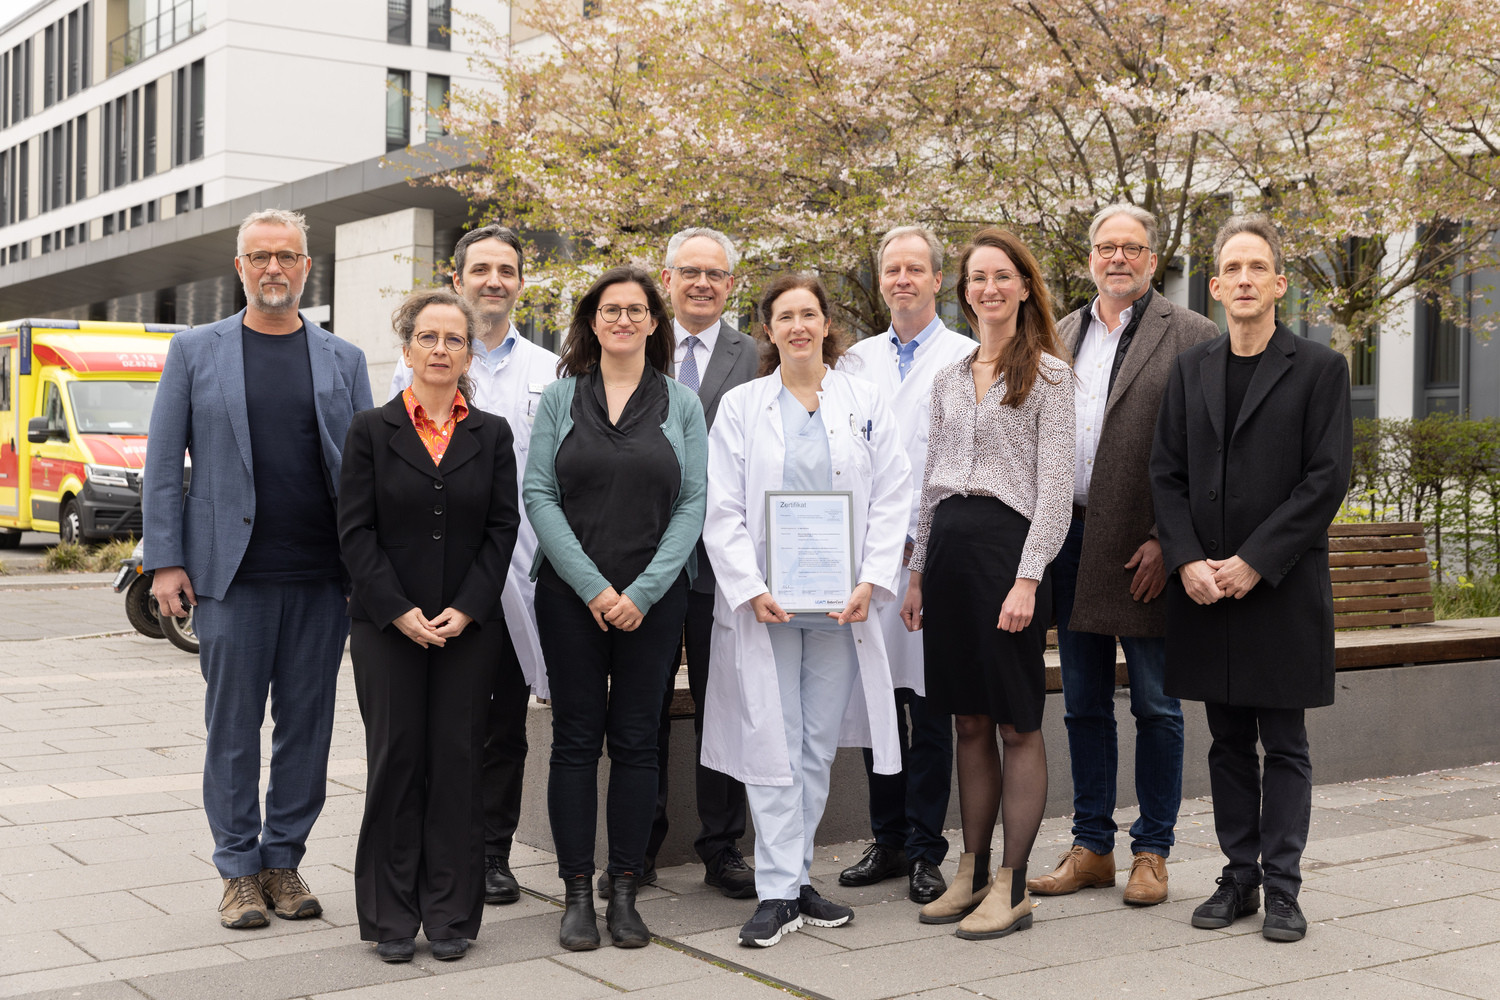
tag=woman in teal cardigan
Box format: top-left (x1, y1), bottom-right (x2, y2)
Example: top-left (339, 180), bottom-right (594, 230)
top-left (523, 265), bottom-right (707, 952)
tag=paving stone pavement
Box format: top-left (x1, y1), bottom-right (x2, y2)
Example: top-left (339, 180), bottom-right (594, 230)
top-left (2, 582), bottom-right (1500, 998)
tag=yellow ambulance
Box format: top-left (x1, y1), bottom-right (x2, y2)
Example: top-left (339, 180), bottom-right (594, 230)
top-left (0, 319), bottom-right (186, 548)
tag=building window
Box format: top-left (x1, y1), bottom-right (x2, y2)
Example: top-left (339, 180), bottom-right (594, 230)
top-left (67, 8), bottom-right (81, 95)
top-left (75, 115), bottom-right (87, 197)
top-left (388, 0), bottom-right (412, 44)
top-left (425, 74), bottom-right (448, 138)
top-left (387, 69), bottom-right (411, 152)
top-left (144, 80), bottom-right (158, 176)
top-left (173, 59), bottom-right (205, 166)
top-left (427, 0), bottom-right (451, 49)
top-left (17, 140), bottom-right (27, 220)
top-left (44, 24), bottom-right (57, 107)
top-left (0, 149), bottom-right (9, 226)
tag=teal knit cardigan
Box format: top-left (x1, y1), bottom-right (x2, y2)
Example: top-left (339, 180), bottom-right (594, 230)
top-left (522, 371), bottom-right (708, 616)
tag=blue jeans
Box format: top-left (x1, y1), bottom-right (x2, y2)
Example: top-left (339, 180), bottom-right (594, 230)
top-left (1054, 517), bottom-right (1183, 857)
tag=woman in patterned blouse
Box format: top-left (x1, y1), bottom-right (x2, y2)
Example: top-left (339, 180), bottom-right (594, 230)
top-left (900, 228), bottom-right (1075, 940)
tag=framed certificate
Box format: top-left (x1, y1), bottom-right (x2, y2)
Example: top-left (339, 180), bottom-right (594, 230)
top-left (765, 491), bottom-right (856, 614)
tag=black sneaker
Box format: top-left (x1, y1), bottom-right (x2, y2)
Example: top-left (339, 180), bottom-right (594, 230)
top-left (798, 884), bottom-right (852, 927)
top-left (706, 845), bottom-right (757, 899)
top-left (484, 855), bottom-right (520, 905)
top-left (739, 898), bottom-right (802, 947)
top-left (1262, 886), bottom-right (1308, 942)
top-left (1191, 876), bottom-right (1261, 929)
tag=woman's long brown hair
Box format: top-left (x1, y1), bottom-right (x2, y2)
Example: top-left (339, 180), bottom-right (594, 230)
top-left (956, 227), bottom-right (1070, 408)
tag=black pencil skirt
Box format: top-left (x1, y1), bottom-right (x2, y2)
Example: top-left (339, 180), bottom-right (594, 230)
top-left (920, 494), bottom-right (1051, 731)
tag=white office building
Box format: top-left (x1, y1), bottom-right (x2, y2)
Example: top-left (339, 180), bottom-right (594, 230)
top-left (0, 0), bottom-right (507, 394)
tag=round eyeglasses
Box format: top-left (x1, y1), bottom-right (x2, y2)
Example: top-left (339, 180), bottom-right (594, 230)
top-left (239, 251), bottom-right (308, 270)
top-left (598, 304), bottom-right (650, 322)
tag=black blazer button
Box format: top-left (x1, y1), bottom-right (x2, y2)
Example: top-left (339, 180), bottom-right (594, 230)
top-left (433, 480), bottom-right (444, 490)
top-left (433, 506), bottom-right (444, 516)
top-left (432, 530), bottom-right (443, 540)
top-left (1207, 540), bottom-right (1218, 551)
top-left (1208, 490), bottom-right (1217, 500)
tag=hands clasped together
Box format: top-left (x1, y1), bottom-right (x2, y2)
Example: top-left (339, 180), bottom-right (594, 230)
top-left (393, 606), bottom-right (475, 647)
top-left (1178, 555), bottom-right (1262, 605)
top-left (587, 586), bottom-right (645, 632)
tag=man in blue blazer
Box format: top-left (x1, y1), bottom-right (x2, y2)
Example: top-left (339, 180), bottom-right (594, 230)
top-left (143, 209), bottom-right (374, 930)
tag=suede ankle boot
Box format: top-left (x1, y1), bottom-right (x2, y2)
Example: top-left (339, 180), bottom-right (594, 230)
top-left (606, 874), bottom-right (651, 948)
top-left (559, 875), bottom-right (600, 951)
top-left (955, 864), bottom-right (1033, 940)
top-left (918, 851), bottom-right (992, 925)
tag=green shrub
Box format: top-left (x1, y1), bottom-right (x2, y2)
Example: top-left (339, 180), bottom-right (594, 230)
top-left (1433, 575), bottom-right (1500, 620)
top-left (43, 541), bottom-right (92, 571)
top-left (89, 536), bottom-right (137, 572)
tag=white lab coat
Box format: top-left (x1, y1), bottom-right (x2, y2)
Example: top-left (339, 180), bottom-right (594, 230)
top-left (700, 368), bottom-right (912, 786)
top-left (389, 333), bottom-right (560, 697)
top-left (841, 324), bottom-right (975, 693)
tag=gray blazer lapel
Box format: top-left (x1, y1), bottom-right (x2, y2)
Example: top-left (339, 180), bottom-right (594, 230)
top-left (305, 320), bottom-right (340, 467)
top-left (696, 325), bottom-right (745, 410)
top-left (211, 315), bottom-right (254, 477)
top-left (1106, 295), bottom-right (1170, 416)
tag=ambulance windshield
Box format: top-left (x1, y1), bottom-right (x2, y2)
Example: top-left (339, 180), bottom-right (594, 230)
top-left (67, 381), bottom-right (158, 435)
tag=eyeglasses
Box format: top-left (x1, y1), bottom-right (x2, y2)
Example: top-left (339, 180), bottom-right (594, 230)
top-left (598, 304), bottom-right (650, 322)
top-left (967, 271), bottom-right (1022, 289)
top-left (1093, 243), bottom-right (1149, 260)
top-left (671, 266), bottom-right (732, 285)
top-left (413, 332), bottom-right (469, 351)
top-left (239, 250), bottom-right (307, 270)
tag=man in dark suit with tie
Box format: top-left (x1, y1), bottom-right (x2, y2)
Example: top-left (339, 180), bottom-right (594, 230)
top-left (144, 209), bottom-right (374, 930)
top-left (1151, 214), bottom-right (1352, 943)
top-left (600, 227), bottom-right (760, 899)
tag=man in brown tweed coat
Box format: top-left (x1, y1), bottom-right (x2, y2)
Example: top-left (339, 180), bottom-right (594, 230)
top-left (1027, 204), bottom-right (1218, 907)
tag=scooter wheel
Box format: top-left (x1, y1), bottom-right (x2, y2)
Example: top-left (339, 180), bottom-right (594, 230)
top-left (126, 575), bottom-right (166, 639)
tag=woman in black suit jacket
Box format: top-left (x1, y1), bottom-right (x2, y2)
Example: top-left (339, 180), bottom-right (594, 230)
top-left (339, 288), bottom-right (519, 963)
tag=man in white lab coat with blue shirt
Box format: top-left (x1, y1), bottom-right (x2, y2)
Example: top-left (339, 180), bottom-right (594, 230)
top-left (388, 225), bottom-right (558, 907)
top-left (837, 226), bottom-right (974, 904)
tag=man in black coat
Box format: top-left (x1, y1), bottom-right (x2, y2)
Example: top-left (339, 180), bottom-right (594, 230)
top-left (1150, 214), bottom-right (1352, 943)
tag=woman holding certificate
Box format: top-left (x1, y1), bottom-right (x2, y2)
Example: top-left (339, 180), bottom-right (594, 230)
top-left (523, 265), bottom-right (707, 952)
top-left (901, 228), bottom-right (1074, 940)
top-left (701, 272), bottom-right (912, 948)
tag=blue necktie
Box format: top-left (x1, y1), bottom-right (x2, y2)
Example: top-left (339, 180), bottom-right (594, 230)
top-left (680, 335), bottom-right (702, 393)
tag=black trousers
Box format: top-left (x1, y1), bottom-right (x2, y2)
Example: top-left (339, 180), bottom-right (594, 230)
top-left (538, 577), bottom-right (688, 878)
top-left (860, 686), bottom-right (952, 865)
top-left (647, 588), bottom-right (748, 867)
top-left (1203, 702), bottom-right (1312, 896)
top-left (483, 623), bottom-right (530, 859)
top-left (351, 619), bottom-right (494, 942)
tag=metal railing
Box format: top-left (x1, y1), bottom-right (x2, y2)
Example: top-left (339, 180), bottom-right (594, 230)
top-left (108, 0), bottom-right (206, 76)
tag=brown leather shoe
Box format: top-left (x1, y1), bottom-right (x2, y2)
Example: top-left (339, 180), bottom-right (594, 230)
top-left (218, 875), bottom-right (269, 929)
top-left (257, 867), bottom-right (322, 919)
top-left (1025, 845), bottom-right (1116, 896)
top-left (1123, 852), bottom-right (1168, 906)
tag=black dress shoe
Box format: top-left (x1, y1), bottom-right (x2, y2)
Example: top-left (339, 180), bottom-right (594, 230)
top-left (1191, 876), bottom-right (1261, 929)
top-left (485, 855), bottom-right (520, 905)
top-left (560, 876), bottom-right (600, 951)
top-left (838, 843), bottom-right (909, 887)
top-left (430, 937), bottom-right (470, 961)
top-left (705, 846), bottom-right (757, 899)
top-left (597, 861), bottom-right (656, 900)
top-left (908, 859), bottom-right (947, 904)
top-left (606, 874), bottom-right (651, 948)
top-left (376, 937), bottom-right (415, 963)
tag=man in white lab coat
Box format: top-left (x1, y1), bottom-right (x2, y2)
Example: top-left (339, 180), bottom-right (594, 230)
top-left (837, 226), bottom-right (974, 904)
top-left (388, 224), bottom-right (558, 906)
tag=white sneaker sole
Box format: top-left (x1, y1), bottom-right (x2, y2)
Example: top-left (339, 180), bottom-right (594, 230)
top-left (740, 914), bottom-right (803, 947)
top-left (801, 912), bottom-right (851, 928)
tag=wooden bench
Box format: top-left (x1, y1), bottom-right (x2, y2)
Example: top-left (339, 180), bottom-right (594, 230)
top-left (666, 521), bottom-right (1500, 713)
